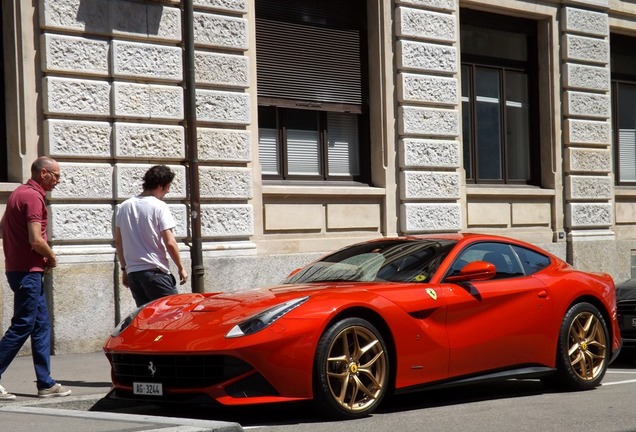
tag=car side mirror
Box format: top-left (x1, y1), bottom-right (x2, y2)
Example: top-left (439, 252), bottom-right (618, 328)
top-left (445, 261), bottom-right (496, 283)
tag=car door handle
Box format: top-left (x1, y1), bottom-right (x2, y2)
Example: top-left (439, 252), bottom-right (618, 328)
top-left (538, 290), bottom-right (548, 298)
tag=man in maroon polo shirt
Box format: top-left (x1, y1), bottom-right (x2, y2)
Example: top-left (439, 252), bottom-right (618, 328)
top-left (0, 156), bottom-right (71, 400)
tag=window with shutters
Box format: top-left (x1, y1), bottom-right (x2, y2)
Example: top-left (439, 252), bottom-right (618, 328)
top-left (460, 9), bottom-right (540, 185)
top-left (612, 33), bottom-right (636, 185)
top-left (255, 0), bottom-right (369, 182)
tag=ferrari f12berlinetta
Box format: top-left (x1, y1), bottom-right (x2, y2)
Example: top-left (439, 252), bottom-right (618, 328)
top-left (104, 234), bottom-right (622, 419)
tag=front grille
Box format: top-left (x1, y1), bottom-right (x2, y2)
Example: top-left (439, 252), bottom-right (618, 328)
top-left (109, 353), bottom-right (253, 388)
top-left (617, 301), bottom-right (636, 341)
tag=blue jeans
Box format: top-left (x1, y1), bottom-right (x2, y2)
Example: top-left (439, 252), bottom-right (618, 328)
top-left (127, 270), bottom-right (177, 307)
top-left (0, 272), bottom-right (55, 390)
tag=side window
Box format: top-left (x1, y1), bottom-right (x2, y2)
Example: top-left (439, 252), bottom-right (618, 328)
top-left (448, 242), bottom-right (524, 279)
top-left (511, 245), bottom-right (551, 275)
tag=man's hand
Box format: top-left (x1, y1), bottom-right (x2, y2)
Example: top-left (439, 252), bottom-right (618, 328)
top-left (178, 268), bottom-right (188, 285)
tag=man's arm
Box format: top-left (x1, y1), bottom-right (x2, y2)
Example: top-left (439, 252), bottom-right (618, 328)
top-left (28, 221), bottom-right (57, 268)
top-left (161, 228), bottom-right (188, 285)
top-left (115, 227), bottom-right (129, 287)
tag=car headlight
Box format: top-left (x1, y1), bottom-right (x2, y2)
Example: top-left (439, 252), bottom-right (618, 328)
top-left (226, 296), bottom-right (309, 338)
top-left (111, 305), bottom-right (144, 337)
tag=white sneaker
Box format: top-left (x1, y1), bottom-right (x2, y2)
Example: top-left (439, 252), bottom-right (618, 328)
top-left (0, 384), bottom-right (16, 400)
top-left (37, 383), bottom-right (71, 398)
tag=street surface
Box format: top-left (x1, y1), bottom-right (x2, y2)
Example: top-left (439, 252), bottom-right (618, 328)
top-left (2, 352), bottom-right (635, 432)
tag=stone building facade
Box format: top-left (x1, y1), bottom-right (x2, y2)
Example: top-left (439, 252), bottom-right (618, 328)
top-left (2, 0), bottom-right (636, 353)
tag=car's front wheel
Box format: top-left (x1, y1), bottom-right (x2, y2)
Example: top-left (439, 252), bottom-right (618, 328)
top-left (543, 302), bottom-right (609, 390)
top-left (313, 317), bottom-right (389, 419)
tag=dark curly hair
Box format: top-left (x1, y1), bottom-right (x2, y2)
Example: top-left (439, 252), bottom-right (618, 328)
top-left (142, 165), bottom-right (175, 191)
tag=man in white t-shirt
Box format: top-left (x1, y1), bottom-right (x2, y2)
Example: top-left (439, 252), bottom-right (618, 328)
top-left (115, 165), bottom-right (188, 306)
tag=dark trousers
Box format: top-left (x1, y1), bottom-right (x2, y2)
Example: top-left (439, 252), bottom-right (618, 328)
top-left (0, 272), bottom-right (56, 390)
top-left (127, 270), bottom-right (177, 307)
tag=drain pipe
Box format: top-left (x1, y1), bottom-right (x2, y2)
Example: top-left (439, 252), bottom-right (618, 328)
top-left (183, 0), bottom-right (204, 293)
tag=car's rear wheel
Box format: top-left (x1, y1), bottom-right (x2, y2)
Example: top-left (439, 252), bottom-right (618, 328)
top-left (313, 317), bottom-right (389, 419)
top-left (542, 302), bottom-right (609, 390)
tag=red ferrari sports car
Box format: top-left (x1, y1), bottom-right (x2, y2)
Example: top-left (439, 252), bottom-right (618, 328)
top-left (104, 233), bottom-right (622, 419)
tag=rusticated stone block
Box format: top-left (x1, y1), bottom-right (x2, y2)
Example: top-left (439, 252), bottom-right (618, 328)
top-left (194, 51), bottom-right (249, 87)
top-left (115, 163), bottom-right (186, 199)
top-left (113, 82), bottom-right (184, 120)
top-left (397, 40), bottom-right (457, 73)
top-left (395, 0), bottom-right (456, 12)
top-left (401, 203), bottom-right (462, 232)
top-left (563, 64), bottom-right (609, 92)
top-left (566, 175), bottom-right (612, 200)
top-left (199, 167), bottom-right (252, 199)
top-left (41, 34), bottom-right (109, 76)
top-left (562, 7), bottom-right (608, 37)
top-left (198, 128), bottom-right (251, 162)
top-left (114, 123), bottom-right (185, 159)
top-left (397, 7), bottom-right (456, 43)
top-left (40, 0), bottom-right (181, 42)
top-left (43, 77), bottom-right (110, 117)
top-left (567, 203), bottom-right (612, 228)
top-left (112, 41), bottom-right (182, 81)
top-left (565, 91), bottom-right (610, 119)
top-left (201, 204), bottom-right (254, 237)
top-left (52, 163), bottom-right (113, 199)
top-left (40, 0), bottom-right (111, 34)
top-left (400, 171), bottom-right (460, 200)
top-left (112, 3), bottom-right (181, 41)
top-left (400, 138), bottom-right (460, 168)
top-left (398, 73), bottom-right (458, 105)
top-left (50, 204), bottom-right (113, 240)
top-left (564, 119), bottom-right (610, 145)
top-left (44, 119), bottom-right (112, 157)
top-left (196, 90), bottom-right (250, 124)
top-left (193, 0), bottom-right (248, 13)
top-left (565, 148), bottom-right (611, 173)
top-left (562, 34), bottom-right (609, 65)
top-left (193, 12), bottom-right (248, 50)
top-left (399, 106), bottom-right (459, 136)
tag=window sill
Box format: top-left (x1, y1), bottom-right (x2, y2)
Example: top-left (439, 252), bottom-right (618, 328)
top-left (614, 187), bottom-right (636, 198)
top-left (262, 181), bottom-right (386, 196)
top-left (0, 182), bottom-right (21, 193)
top-left (466, 184), bottom-right (555, 198)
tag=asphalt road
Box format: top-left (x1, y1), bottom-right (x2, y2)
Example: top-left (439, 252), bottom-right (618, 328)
top-left (3, 353), bottom-right (636, 432)
top-left (93, 354), bottom-right (636, 431)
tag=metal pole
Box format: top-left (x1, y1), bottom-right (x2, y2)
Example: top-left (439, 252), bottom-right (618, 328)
top-left (183, 0), bottom-right (204, 293)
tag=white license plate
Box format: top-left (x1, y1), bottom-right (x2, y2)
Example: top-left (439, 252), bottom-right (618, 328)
top-left (133, 382), bottom-right (163, 396)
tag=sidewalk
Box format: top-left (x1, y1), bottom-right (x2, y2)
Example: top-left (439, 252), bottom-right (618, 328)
top-left (0, 351), bottom-right (243, 432)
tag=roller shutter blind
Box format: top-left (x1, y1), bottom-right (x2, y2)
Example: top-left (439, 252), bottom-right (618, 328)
top-left (255, 0), bottom-right (366, 108)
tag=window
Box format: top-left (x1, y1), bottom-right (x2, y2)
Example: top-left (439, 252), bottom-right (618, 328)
top-left (460, 9), bottom-right (540, 184)
top-left (446, 242), bottom-right (526, 279)
top-left (255, 0), bottom-right (369, 182)
top-left (611, 34), bottom-right (636, 185)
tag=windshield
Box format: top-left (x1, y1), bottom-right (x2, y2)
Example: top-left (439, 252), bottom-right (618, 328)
top-left (285, 239), bottom-right (457, 284)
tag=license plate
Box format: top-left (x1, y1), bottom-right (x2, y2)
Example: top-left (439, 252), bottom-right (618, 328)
top-left (133, 382), bottom-right (163, 396)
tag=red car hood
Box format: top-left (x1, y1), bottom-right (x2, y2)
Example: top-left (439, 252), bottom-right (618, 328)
top-left (130, 282), bottom-right (362, 332)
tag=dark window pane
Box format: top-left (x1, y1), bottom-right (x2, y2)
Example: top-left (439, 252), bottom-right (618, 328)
top-left (506, 71), bottom-right (531, 180)
top-left (476, 68), bottom-right (502, 180)
top-left (461, 65), bottom-right (473, 180)
top-left (512, 245), bottom-right (550, 275)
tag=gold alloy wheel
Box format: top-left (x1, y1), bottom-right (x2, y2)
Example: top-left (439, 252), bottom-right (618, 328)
top-left (567, 311), bottom-right (607, 381)
top-left (325, 325), bottom-right (387, 413)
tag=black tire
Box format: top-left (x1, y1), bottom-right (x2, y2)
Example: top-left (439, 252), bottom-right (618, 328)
top-left (313, 317), bottom-right (389, 419)
top-left (542, 302), bottom-right (609, 391)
